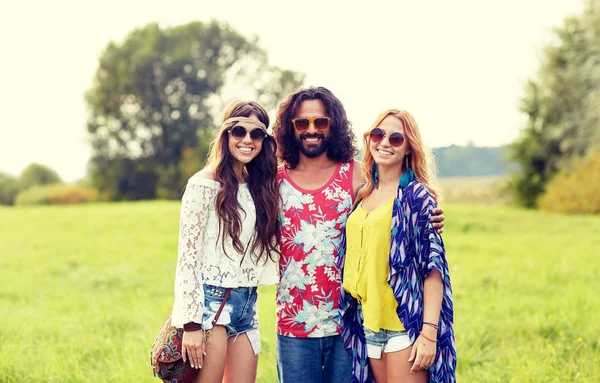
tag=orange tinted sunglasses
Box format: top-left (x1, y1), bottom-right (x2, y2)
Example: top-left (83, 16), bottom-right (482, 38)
top-left (291, 117), bottom-right (331, 131)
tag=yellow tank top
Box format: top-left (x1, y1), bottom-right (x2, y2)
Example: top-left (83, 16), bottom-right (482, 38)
top-left (342, 198), bottom-right (404, 332)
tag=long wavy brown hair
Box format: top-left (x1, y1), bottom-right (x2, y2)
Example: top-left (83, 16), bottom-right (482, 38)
top-left (273, 86), bottom-right (358, 168)
top-left (206, 100), bottom-right (280, 264)
top-left (357, 109), bottom-right (442, 202)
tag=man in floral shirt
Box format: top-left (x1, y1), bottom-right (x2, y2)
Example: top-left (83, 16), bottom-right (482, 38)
top-left (272, 87), bottom-right (445, 383)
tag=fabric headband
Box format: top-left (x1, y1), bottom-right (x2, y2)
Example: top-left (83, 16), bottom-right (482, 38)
top-left (222, 117), bottom-right (267, 131)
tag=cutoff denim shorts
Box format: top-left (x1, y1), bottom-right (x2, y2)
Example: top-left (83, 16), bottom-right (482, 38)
top-left (364, 327), bottom-right (412, 359)
top-left (202, 284), bottom-right (261, 355)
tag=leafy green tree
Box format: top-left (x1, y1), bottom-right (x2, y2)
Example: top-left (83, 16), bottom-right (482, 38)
top-left (86, 21), bottom-right (304, 200)
top-left (19, 163), bottom-right (62, 191)
top-left (510, 0), bottom-right (600, 207)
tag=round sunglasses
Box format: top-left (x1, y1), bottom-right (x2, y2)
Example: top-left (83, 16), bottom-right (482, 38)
top-left (291, 117), bottom-right (331, 131)
top-left (369, 127), bottom-right (405, 147)
top-left (228, 125), bottom-right (268, 142)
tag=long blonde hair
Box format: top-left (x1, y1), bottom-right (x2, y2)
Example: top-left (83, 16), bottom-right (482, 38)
top-left (357, 109), bottom-right (442, 202)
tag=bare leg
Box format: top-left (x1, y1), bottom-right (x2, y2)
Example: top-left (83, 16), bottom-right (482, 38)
top-left (369, 352), bottom-right (387, 383)
top-left (193, 326), bottom-right (228, 383)
top-left (385, 346), bottom-right (428, 383)
top-left (223, 332), bottom-right (259, 383)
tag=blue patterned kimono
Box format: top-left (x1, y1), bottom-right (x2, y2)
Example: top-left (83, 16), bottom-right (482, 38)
top-left (337, 180), bottom-right (456, 383)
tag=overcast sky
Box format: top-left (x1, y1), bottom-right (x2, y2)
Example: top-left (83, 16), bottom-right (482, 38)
top-left (0, 0), bottom-right (584, 181)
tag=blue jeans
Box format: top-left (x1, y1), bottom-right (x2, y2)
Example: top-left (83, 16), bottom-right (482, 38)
top-left (276, 334), bottom-right (352, 383)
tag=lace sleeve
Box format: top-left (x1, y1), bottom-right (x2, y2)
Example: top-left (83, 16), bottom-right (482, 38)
top-left (171, 179), bottom-right (216, 328)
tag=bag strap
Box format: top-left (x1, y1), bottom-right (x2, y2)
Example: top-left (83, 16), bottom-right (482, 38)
top-left (211, 288), bottom-right (232, 327)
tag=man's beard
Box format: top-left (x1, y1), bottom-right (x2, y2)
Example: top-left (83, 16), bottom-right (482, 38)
top-left (296, 132), bottom-right (329, 158)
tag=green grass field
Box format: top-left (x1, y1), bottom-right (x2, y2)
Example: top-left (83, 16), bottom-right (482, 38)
top-left (1, 202), bottom-right (599, 382)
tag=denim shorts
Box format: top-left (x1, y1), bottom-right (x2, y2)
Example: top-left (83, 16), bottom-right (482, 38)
top-left (202, 284), bottom-right (261, 354)
top-left (364, 328), bottom-right (412, 359)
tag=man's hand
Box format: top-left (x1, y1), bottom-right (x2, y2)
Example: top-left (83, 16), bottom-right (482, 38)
top-left (430, 207), bottom-right (445, 234)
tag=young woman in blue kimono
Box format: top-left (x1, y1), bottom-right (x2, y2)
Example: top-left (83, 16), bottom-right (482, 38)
top-left (338, 109), bottom-right (456, 383)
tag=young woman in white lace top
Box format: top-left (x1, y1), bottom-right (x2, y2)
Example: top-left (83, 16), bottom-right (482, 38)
top-left (171, 100), bottom-right (280, 383)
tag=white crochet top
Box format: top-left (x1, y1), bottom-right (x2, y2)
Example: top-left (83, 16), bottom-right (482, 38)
top-left (171, 172), bottom-right (279, 328)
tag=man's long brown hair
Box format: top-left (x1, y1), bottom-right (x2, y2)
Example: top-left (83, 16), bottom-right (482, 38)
top-left (207, 100), bottom-right (280, 264)
top-left (273, 86), bottom-right (358, 168)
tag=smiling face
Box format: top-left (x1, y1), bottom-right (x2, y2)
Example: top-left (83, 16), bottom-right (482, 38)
top-left (293, 99), bottom-right (330, 158)
top-left (369, 115), bottom-right (410, 169)
top-left (227, 114), bottom-right (265, 165)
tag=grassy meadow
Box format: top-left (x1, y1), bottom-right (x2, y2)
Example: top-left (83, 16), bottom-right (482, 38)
top-left (1, 200), bottom-right (599, 382)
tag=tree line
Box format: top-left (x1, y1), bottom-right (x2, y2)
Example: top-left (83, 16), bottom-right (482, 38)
top-left (433, 145), bottom-right (517, 178)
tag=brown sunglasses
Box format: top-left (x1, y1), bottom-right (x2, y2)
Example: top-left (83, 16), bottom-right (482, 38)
top-left (369, 127), bottom-right (405, 147)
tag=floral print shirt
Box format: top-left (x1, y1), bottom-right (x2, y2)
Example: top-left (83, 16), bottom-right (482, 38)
top-left (276, 161), bottom-right (355, 337)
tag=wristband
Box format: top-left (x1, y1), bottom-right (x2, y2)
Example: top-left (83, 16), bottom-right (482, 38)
top-left (420, 331), bottom-right (437, 343)
top-left (423, 321), bottom-right (439, 330)
top-left (183, 322), bottom-right (203, 331)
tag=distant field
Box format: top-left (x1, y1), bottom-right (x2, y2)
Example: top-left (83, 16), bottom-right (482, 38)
top-left (439, 176), bottom-right (513, 205)
top-left (0, 202), bottom-right (599, 382)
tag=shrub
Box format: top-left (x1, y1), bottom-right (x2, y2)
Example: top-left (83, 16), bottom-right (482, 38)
top-left (19, 163), bottom-right (62, 190)
top-left (0, 173), bottom-right (20, 205)
top-left (14, 184), bottom-right (98, 206)
top-left (539, 151), bottom-right (600, 214)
